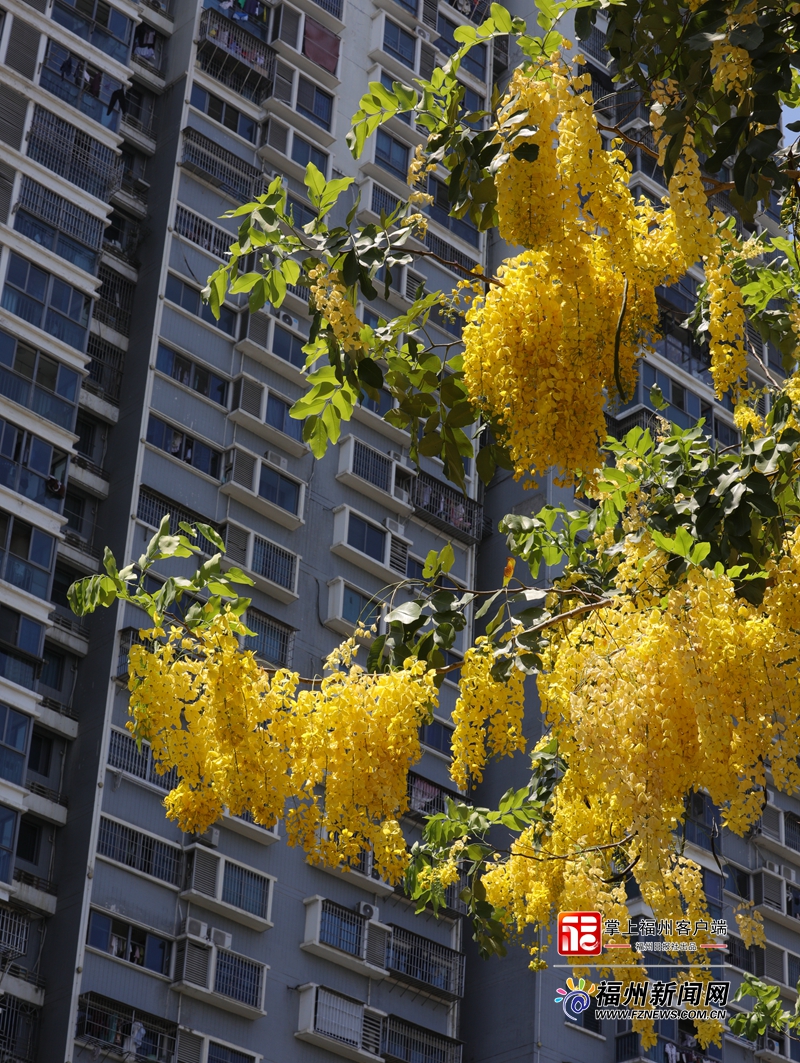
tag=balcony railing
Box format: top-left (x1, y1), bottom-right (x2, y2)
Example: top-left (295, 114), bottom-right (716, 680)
top-left (51, 610), bottom-right (89, 640)
top-left (108, 728), bottom-right (178, 791)
top-left (384, 1017), bottom-right (462, 1063)
top-left (27, 106), bottom-right (122, 202)
top-left (252, 534), bottom-right (297, 591)
top-left (307, 0), bottom-right (343, 17)
top-left (72, 455), bottom-right (110, 482)
top-left (136, 486), bottom-right (223, 555)
top-left (62, 530), bottom-right (101, 561)
top-left (0, 995), bottom-right (40, 1063)
top-left (411, 471), bottom-right (483, 544)
top-left (407, 772), bottom-right (461, 818)
top-left (197, 10), bottom-right (276, 102)
top-left (174, 204), bottom-right (234, 260)
top-left (581, 25), bottom-right (608, 63)
top-left (181, 128), bottom-right (265, 201)
top-left (387, 925), bottom-right (464, 998)
top-left (39, 696), bottom-right (78, 721)
top-left (86, 335), bottom-right (125, 405)
top-left (13, 868), bottom-right (57, 895)
top-left (76, 993), bottom-right (177, 1062)
top-left (94, 265), bottom-right (135, 337)
top-left (371, 183), bottom-right (402, 218)
top-left (26, 781), bottom-right (67, 807)
top-left (442, 0), bottom-right (490, 23)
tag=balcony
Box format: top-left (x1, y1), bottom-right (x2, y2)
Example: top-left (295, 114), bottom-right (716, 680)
top-left (411, 472), bottom-right (483, 545)
top-left (173, 938), bottom-right (267, 1017)
top-left (136, 486), bottom-right (223, 555)
top-left (48, 610), bottom-right (89, 656)
top-left (337, 437), bottom-right (414, 517)
top-left (0, 994), bottom-right (41, 1059)
top-left (25, 781), bottom-right (68, 826)
top-left (386, 925), bottom-right (464, 999)
top-left (221, 447), bottom-right (305, 530)
top-left (331, 507), bottom-right (409, 585)
top-left (0, 362), bottom-right (77, 433)
top-left (107, 727), bottom-right (178, 792)
top-left (223, 523), bottom-right (299, 603)
top-left (384, 1017), bottom-right (462, 1063)
top-left (76, 993), bottom-right (177, 1062)
top-left (197, 11), bottom-right (277, 103)
top-left (68, 455), bottom-right (110, 500)
top-left (221, 808), bottom-right (280, 844)
top-left (37, 696), bottom-right (79, 740)
top-left (296, 985), bottom-right (385, 1062)
top-left (301, 897), bottom-right (391, 978)
top-left (27, 106), bottom-right (121, 203)
top-left (58, 530), bottom-right (102, 574)
top-left (228, 375), bottom-right (308, 458)
top-left (12, 869), bottom-right (57, 915)
top-left (181, 128), bottom-right (265, 201)
top-left (406, 772), bottom-right (461, 819)
top-left (181, 845), bottom-right (273, 930)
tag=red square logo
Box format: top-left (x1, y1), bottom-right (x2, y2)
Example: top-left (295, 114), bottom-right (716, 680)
top-left (557, 911), bottom-right (602, 956)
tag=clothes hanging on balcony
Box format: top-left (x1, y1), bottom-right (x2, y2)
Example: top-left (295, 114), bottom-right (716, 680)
top-left (59, 55), bottom-right (73, 78)
top-left (107, 88), bottom-right (128, 115)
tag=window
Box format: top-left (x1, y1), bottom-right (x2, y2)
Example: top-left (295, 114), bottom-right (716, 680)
top-left (75, 416), bottom-right (97, 461)
top-left (296, 75), bottom-right (333, 130)
top-left (0, 706), bottom-right (28, 787)
top-left (3, 254), bottom-right (91, 352)
top-left (671, 380), bottom-right (686, 411)
top-left (0, 329), bottom-right (79, 431)
top-left (0, 606), bottom-right (43, 658)
top-left (164, 274), bottom-right (237, 336)
top-left (320, 899), bottom-right (363, 955)
top-left (383, 19), bottom-right (416, 68)
top-left (420, 718), bottom-right (453, 755)
top-left (146, 416), bottom-right (222, 479)
top-left (245, 609), bottom-right (293, 666)
top-left (258, 464), bottom-right (300, 513)
top-left (347, 514), bottom-right (385, 562)
top-left (437, 14), bottom-right (486, 79)
top-left (87, 910), bottom-right (172, 974)
top-left (290, 133), bottom-right (328, 175)
top-left (40, 41), bottom-right (123, 132)
top-left (376, 130), bottom-right (409, 180)
top-left (724, 865), bottom-right (750, 899)
top-left (14, 210), bottom-right (98, 274)
top-left (684, 791), bottom-right (718, 850)
top-left (39, 648), bottom-right (65, 692)
top-left (380, 71), bottom-right (411, 123)
top-left (0, 511), bottom-right (55, 600)
top-left (342, 586), bottom-right (380, 627)
top-left (429, 176), bottom-right (480, 246)
top-left (97, 817), bottom-right (182, 886)
top-left (359, 387), bottom-right (393, 417)
top-left (28, 734), bottom-right (52, 778)
top-left (728, 935), bottom-right (760, 974)
top-left (287, 195), bottom-right (317, 228)
top-left (266, 393), bottom-right (303, 441)
top-left (16, 820), bottom-right (39, 865)
top-left (190, 85), bottom-right (258, 144)
top-left (0, 807), bottom-right (16, 882)
top-left (156, 345), bottom-right (227, 406)
top-left (569, 999), bottom-right (602, 1034)
top-left (271, 323), bottom-right (306, 368)
top-left (0, 417), bottom-right (69, 513)
top-left (221, 862), bottom-right (270, 919)
top-left (214, 951), bottom-right (263, 1008)
top-left (461, 83), bottom-right (484, 126)
top-left (208, 1044), bottom-right (256, 1063)
top-left (51, 0), bottom-right (132, 61)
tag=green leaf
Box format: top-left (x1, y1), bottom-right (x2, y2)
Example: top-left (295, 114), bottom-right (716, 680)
top-left (386, 601), bottom-right (423, 624)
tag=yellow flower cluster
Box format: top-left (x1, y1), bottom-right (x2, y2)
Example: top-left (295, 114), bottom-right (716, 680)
top-left (464, 60), bottom-right (752, 484)
top-left (309, 263), bottom-right (367, 354)
top-left (127, 613), bottom-right (438, 882)
top-left (711, 1), bottom-right (757, 99)
top-left (450, 637), bottom-right (526, 789)
top-left (705, 251), bottom-right (749, 396)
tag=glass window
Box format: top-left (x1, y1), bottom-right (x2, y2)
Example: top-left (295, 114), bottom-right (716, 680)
top-left (287, 196), bottom-right (317, 228)
top-left (146, 415), bottom-right (221, 478)
top-left (222, 862), bottom-right (270, 919)
top-left (14, 210), bottom-right (97, 273)
top-left (724, 865), bottom-right (750, 899)
top-left (347, 514), bottom-right (385, 561)
top-left (0, 806), bottom-right (16, 881)
top-left (86, 910), bottom-right (171, 974)
top-left (258, 465), bottom-right (300, 513)
top-left (39, 648), bottom-right (65, 692)
top-left (437, 14), bottom-right (486, 79)
top-left (16, 819), bottom-right (38, 865)
top-left (165, 275), bottom-right (237, 336)
top-left (271, 323), bottom-right (306, 367)
top-left (376, 130), bottom-right (409, 179)
top-left (245, 609), bottom-right (292, 666)
top-left (342, 586), bottom-right (380, 626)
top-left (40, 40), bottom-right (124, 132)
top-left (28, 733), bottom-right (52, 777)
top-left (383, 19), bottom-right (416, 67)
top-left (420, 719), bottom-right (453, 755)
top-left (191, 85), bottom-right (257, 144)
top-left (208, 1043), bottom-right (256, 1063)
top-left (380, 71), bottom-right (411, 123)
top-left (266, 393), bottom-right (303, 440)
top-left (0, 705), bottom-right (28, 786)
top-left (156, 344), bottom-right (227, 405)
top-left (291, 133), bottom-right (328, 175)
top-left (296, 76), bottom-right (333, 130)
top-left (51, 0), bottom-right (132, 62)
top-left (2, 254), bottom-right (90, 352)
top-left (0, 512), bottom-right (54, 600)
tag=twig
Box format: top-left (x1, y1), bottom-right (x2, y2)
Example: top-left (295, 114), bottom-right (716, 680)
top-left (595, 122), bottom-right (735, 196)
top-left (409, 247), bottom-right (504, 287)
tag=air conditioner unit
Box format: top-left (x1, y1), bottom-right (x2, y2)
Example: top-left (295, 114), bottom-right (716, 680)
top-left (766, 861), bottom-right (780, 874)
top-left (266, 450), bottom-right (288, 471)
top-left (196, 826), bottom-right (220, 848)
top-left (394, 488), bottom-right (409, 506)
top-left (767, 1039), bottom-right (782, 1054)
top-left (415, 25), bottom-right (431, 39)
top-left (208, 927), bottom-right (233, 950)
top-left (185, 918), bottom-right (208, 940)
top-left (389, 450), bottom-right (404, 463)
top-left (357, 901), bottom-right (378, 921)
top-left (784, 866), bottom-right (796, 882)
top-left (279, 310), bottom-right (299, 330)
top-left (385, 518), bottom-right (404, 536)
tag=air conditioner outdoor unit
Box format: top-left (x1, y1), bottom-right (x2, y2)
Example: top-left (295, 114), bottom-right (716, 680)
top-left (767, 1039), bottom-right (782, 1054)
top-left (766, 861), bottom-right (780, 874)
top-left (279, 311), bottom-right (299, 330)
top-left (266, 450), bottom-right (288, 471)
top-left (209, 927), bottom-right (233, 950)
top-left (784, 867), bottom-right (796, 882)
top-left (415, 25), bottom-right (431, 39)
top-left (185, 918), bottom-right (208, 940)
top-left (357, 902), bottom-right (378, 921)
top-left (197, 826), bottom-right (220, 848)
top-left (394, 488), bottom-right (409, 506)
top-left (389, 450), bottom-right (404, 463)
top-left (385, 518), bottom-right (404, 535)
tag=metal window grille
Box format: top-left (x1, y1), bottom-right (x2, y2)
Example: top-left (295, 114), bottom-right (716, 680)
top-left (407, 772), bottom-right (460, 818)
top-left (727, 935), bottom-right (761, 974)
top-left (97, 817), bottom-right (182, 886)
top-left (27, 106), bottom-right (121, 201)
top-left (181, 128), bottom-right (264, 201)
top-left (208, 1042), bottom-right (256, 1063)
top-left (86, 335), bottom-right (125, 403)
top-left (0, 908), bottom-right (29, 956)
top-left (383, 1016), bottom-right (463, 1063)
top-left (352, 439), bottom-right (392, 493)
top-left (582, 25), bottom-right (608, 62)
top-left (221, 862), bottom-right (270, 919)
top-left (786, 815), bottom-right (800, 852)
top-left (108, 728), bottom-right (179, 791)
top-left (423, 232), bottom-right (475, 276)
top-left (245, 609), bottom-right (293, 667)
top-left (0, 995), bottom-right (40, 1063)
top-left (387, 925), bottom-right (465, 998)
top-left (411, 471), bottom-right (483, 545)
top-left (214, 950), bottom-right (263, 1008)
top-left (442, 0), bottom-right (490, 23)
top-left (18, 177), bottom-right (104, 249)
top-left (95, 266), bottom-right (135, 337)
top-left (198, 10), bottom-right (277, 80)
top-left (174, 204), bottom-right (235, 261)
top-left (371, 183), bottom-right (401, 217)
top-left (137, 486), bottom-right (222, 555)
top-left (305, 0), bottom-right (342, 17)
top-left (320, 900), bottom-right (364, 957)
top-left (76, 992), bottom-right (177, 1060)
top-left (252, 535), bottom-right (297, 591)
top-left (314, 988), bottom-right (363, 1046)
